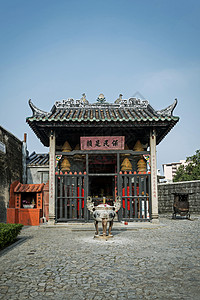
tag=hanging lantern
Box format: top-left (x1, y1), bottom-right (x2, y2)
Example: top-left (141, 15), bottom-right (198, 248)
top-left (133, 140), bottom-right (144, 151)
top-left (61, 157), bottom-right (71, 171)
top-left (137, 158), bottom-right (147, 172)
top-left (121, 158), bottom-right (132, 171)
top-left (122, 144), bottom-right (130, 156)
top-left (74, 144), bottom-right (82, 161)
top-left (62, 141), bottom-right (72, 152)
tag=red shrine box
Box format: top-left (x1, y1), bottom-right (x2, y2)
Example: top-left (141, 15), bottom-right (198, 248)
top-left (7, 208), bottom-right (19, 224)
top-left (18, 208), bottom-right (41, 226)
top-left (7, 181), bottom-right (45, 226)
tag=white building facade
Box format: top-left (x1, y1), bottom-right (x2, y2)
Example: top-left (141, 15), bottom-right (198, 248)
top-left (163, 160), bottom-right (186, 182)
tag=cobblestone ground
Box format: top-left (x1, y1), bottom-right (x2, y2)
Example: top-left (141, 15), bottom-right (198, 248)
top-left (0, 216), bottom-right (199, 300)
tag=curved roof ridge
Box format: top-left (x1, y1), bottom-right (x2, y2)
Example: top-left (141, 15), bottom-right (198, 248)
top-left (156, 99), bottom-right (178, 116)
top-left (29, 99), bottom-right (49, 117)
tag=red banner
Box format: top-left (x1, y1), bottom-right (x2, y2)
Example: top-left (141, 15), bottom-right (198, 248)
top-left (80, 136), bottom-right (125, 150)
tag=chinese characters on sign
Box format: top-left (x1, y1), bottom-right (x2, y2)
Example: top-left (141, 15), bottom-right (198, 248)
top-left (151, 152), bottom-right (157, 200)
top-left (49, 153), bottom-right (54, 200)
top-left (80, 136), bottom-right (125, 150)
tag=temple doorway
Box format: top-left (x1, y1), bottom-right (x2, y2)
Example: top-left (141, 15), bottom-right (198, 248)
top-left (89, 176), bottom-right (115, 206)
top-left (88, 154), bottom-right (116, 206)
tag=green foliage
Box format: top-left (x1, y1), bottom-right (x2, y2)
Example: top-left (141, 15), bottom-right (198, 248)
top-left (0, 223), bottom-right (23, 250)
top-left (173, 150), bottom-right (200, 182)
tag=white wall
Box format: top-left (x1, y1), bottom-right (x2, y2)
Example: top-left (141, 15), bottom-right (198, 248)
top-left (27, 166), bottom-right (49, 184)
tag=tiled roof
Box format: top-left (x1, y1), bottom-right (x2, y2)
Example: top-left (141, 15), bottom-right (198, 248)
top-left (27, 152), bottom-right (49, 166)
top-left (26, 97), bottom-right (179, 123)
top-left (26, 94), bottom-right (179, 146)
top-left (14, 183), bottom-right (44, 193)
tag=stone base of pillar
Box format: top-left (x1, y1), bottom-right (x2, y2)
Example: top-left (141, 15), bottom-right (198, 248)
top-left (48, 216), bottom-right (55, 225)
top-left (151, 213), bottom-right (159, 223)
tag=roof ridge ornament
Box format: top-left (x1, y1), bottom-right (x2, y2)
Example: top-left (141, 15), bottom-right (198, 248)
top-left (28, 99), bottom-right (48, 117)
top-left (51, 94), bottom-right (150, 109)
top-left (128, 97), bottom-right (149, 108)
top-left (96, 93), bottom-right (106, 104)
top-left (115, 94), bottom-right (149, 108)
top-left (156, 99), bottom-right (178, 116)
top-left (114, 94), bottom-right (123, 104)
top-left (81, 93), bottom-right (89, 105)
top-left (54, 93), bottom-right (90, 109)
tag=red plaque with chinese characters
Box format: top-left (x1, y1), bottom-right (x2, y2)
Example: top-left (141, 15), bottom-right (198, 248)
top-left (80, 136), bottom-right (125, 150)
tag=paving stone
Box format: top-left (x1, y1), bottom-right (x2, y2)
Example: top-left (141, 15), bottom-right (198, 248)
top-left (0, 217), bottom-right (200, 299)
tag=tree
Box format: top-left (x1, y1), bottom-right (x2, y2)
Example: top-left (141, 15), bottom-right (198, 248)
top-left (173, 150), bottom-right (200, 182)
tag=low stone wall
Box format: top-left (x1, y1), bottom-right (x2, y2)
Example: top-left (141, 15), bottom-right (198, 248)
top-left (158, 180), bottom-right (200, 215)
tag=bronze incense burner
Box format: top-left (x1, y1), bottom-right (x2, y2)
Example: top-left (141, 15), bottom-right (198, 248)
top-left (87, 196), bottom-right (121, 238)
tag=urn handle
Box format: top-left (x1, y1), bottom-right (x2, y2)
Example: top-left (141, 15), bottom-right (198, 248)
top-left (86, 196), bottom-right (94, 212)
top-left (114, 196), bottom-right (121, 212)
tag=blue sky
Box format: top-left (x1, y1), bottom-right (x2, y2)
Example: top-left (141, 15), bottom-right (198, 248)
top-left (0, 0), bottom-right (200, 172)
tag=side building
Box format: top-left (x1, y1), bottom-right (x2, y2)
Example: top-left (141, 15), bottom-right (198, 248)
top-left (27, 152), bottom-right (49, 184)
top-left (163, 160), bottom-right (186, 183)
top-left (0, 126), bottom-right (25, 222)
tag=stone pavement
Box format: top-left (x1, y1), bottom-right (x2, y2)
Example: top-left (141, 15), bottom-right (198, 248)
top-left (0, 216), bottom-right (199, 300)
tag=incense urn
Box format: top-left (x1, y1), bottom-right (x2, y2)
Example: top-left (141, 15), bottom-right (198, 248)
top-left (87, 196), bottom-right (121, 237)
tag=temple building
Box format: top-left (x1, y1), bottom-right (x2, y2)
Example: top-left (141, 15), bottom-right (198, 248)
top-left (26, 93), bottom-right (179, 224)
